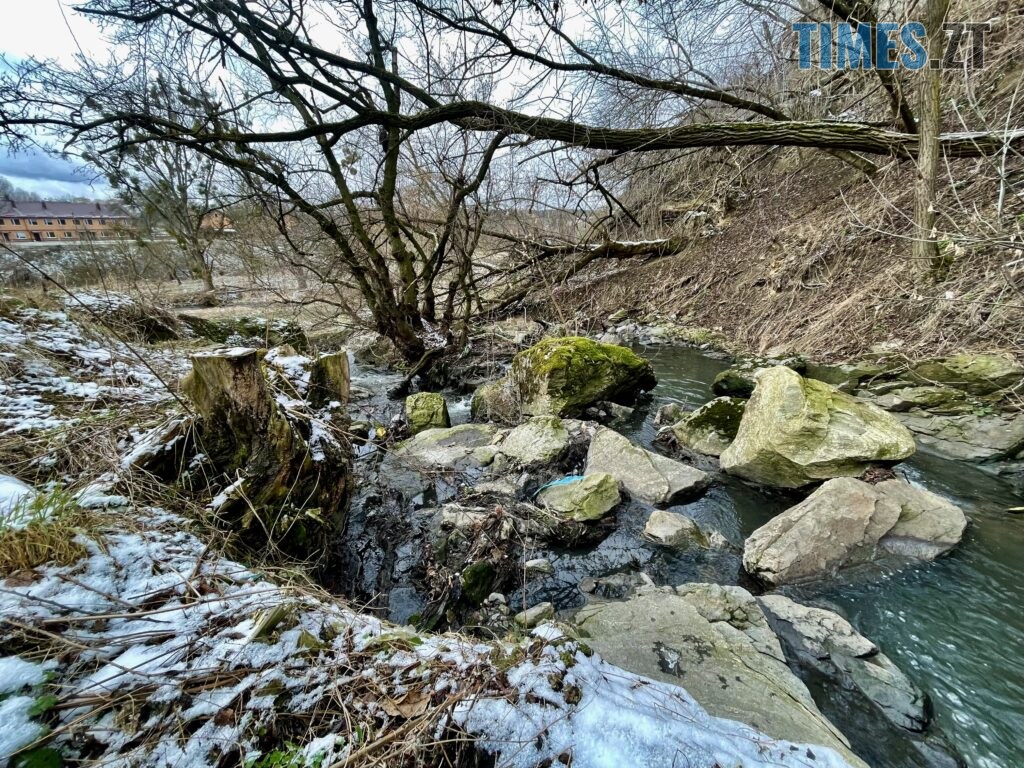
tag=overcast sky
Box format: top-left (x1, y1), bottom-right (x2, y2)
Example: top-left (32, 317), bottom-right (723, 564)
top-left (0, 0), bottom-right (112, 198)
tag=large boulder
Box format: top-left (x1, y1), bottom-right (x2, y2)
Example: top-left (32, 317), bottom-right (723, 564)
top-left (670, 396), bottom-right (745, 456)
top-left (910, 353), bottom-right (1024, 395)
top-left (720, 367), bottom-right (916, 488)
top-left (760, 595), bottom-right (963, 768)
top-left (497, 416), bottom-right (571, 465)
top-left (585, 427), bottom-right (709, 505)
top-left (473, 337), bottom-right (656, 422)
top-left (405, 392), bottom-right (451, 434)
top-left (759, 595), bottom-right (928, 732)
top-left (743, 478), bottom-right (967, 586)
top-left (536, 473), bottom-right (620, 521)
top-left (574, 584), bottom-right (867, 767)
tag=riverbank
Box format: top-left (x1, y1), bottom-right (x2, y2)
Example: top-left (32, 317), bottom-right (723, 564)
top-left (1, 291), bottom-right (1021, 767)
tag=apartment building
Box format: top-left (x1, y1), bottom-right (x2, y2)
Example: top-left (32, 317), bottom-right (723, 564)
top-left (0, 199), bottom-right (132, 243)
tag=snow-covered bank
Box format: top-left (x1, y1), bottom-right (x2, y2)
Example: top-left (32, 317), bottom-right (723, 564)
top-left (0, 508), bottom-right (853, 767)
top-left (0, 304), bottom-right (185, 436)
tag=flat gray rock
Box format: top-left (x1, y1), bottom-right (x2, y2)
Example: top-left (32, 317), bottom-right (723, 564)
top-left (585, 427), bottom-right (709, 505)
top-left (575, 584), bottom-right (867, 767)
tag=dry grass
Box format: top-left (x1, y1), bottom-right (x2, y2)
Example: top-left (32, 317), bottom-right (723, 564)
top-left (538, 147), bottom-right (1024, 364)
top-left (0, 492), bottom-right (102, 576)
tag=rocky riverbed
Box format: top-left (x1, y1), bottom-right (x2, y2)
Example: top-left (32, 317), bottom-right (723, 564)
top-left (1, 297), bottom-right (1021, 768)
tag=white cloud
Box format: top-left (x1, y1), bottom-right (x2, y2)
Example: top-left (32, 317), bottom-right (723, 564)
top-left (1, 0), bottom-right (112, 66)
top-left (2, 174), bottom-right (110, 199)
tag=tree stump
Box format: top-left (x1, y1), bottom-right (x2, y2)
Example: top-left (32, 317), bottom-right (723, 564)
top-left (172, 347), bottom-right (351, 563)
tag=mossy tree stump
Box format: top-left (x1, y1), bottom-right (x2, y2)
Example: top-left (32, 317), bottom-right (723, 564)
top-left (177, 348), bottom-right (351, 562)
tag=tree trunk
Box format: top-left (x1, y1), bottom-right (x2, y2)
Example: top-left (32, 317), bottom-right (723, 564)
top-left (199, 258), bottom-right (216, 294)
top-left (913, 0), bottom-right (951, 276)
top-left (170, 348), bottom-right (352, 565)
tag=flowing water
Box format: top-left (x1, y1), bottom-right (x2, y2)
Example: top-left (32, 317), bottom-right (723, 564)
top-left (627, 345), bottom-right (1024, 768)
top-left (346, 345), bottom-right (1023, 766)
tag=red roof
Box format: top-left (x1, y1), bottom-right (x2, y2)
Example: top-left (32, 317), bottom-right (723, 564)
top-left (0, 200), bottom-right (130, 219)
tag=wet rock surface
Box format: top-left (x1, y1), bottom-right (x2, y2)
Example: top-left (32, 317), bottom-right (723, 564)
top-left (328, 341), bottom-right (980, 767)
top-left (760, 595), bottom-right (965, 768)
top-left (574, 583), bottom-right (868, 767)
top-left (721, 366), bottom-right (916, 488)
top-left (743, 478), bottom-right (967, 587)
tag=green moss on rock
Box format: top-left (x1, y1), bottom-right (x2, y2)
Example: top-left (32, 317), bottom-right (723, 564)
top-left (537, 472), bottom-right (621, 521)
top-left (404, 392), bottom-right (451, 434)
top-left (671, 397), bottom-right (745, 456)
top-left (911, 353), bottom-right (1024, 396)
top-left (711, 368), bottom-right (756, 398)
top-left (509, 336), bottom-right (656, 417)
top-left (460, 560), bottom-right (496, 606)
top-left (720, 366), bottom-right (916, 488)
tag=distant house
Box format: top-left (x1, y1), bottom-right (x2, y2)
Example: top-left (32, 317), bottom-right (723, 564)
top-left (0, 200), bottom-right (133, 243)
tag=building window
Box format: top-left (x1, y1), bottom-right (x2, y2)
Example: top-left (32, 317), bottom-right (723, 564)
top-left (58, 218), bottom-right (67, 225)
top-left (44, 218), bottom-right (53, 225)
top-left (85, 218), bottom-right (93, 224)
top-left (46, 232), bottom-right (56, 238)
top-left (63, 232), bottom-right (73, 238)
top-left (15, 232), bottom-right (28, 240)
top-left (1, 233), bottom-right (7, 241)
top-left (28, 219), bottom-right (37, 225)
top-left (11, 218), bottom-right (20, 225)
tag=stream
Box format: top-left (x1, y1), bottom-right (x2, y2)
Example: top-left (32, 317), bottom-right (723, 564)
top-left (627, 345), bottom-right (1024, 768)
top-left (346, 343), bottom-right (1023, 768)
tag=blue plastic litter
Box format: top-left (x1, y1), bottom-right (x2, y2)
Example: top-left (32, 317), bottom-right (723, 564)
top-left (533, 474), bottom-right (584, 498)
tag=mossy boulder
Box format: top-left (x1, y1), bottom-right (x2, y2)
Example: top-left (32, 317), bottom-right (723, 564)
top-left (181, 315), bottom-right (309, 350)
top-left (910, 353), bottom-right (1024, 396)
top-left (720, 366), bottom-right (916, 488)
top-left (405, 392), bottom-right (451, 434)
top-left (536, 473), bottom-right (621, 522)
top-left (509, 337), bottom-right (656, 418)
top-left (711, 368), bottom-right (756, 398)
top-left (671, 397), bottom-right (745, 456)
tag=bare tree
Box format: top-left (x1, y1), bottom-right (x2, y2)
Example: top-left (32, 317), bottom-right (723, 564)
top-left (89, 77), bottom-right (234, 295)
top-left (1, 0), bottom-right (1019, 366)
top-left (913, 0), bottom-right (952, 275)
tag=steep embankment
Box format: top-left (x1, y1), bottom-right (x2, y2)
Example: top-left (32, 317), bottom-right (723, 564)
top-left (543, 154), bottom-right (1024, 363)
top-left (538, 1), bottom-right (1023, 364)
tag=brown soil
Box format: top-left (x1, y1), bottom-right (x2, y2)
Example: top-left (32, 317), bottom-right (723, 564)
top-left (535, 151), bottom-right (1024, 363)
